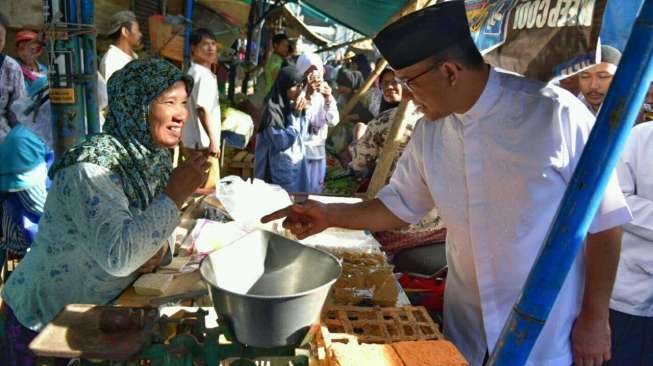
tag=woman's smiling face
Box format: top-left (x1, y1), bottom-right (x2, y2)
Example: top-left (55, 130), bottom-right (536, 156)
top-left (381, 70), bottom-right (402, 103)
top-left (148, 81), bottom-right (189, 148)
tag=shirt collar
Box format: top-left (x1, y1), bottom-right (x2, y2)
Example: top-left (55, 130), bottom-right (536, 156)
top-left (191, 62), bottom-right (212, 73)
top-left (109, 45), bottom-right (136, 60)
top-left (454, 67), bottom-right (502, 123)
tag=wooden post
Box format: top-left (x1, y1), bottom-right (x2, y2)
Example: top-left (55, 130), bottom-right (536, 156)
top-left (316, 37), bottom-right (372, 53)
top-left (366, 100), bottom-right (412, 199)
top-left (363, 0), bottom-right (431, 198)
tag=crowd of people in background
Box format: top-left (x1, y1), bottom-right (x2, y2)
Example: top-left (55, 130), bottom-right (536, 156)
top-left (1, 3), bottom-right (653, 365)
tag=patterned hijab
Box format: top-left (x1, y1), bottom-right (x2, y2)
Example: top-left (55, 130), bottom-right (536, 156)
top-left (50, 58), bottom-right (193, 210)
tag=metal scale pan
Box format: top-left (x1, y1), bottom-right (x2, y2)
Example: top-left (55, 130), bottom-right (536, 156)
top-left (200, 230), bottom-right (342, 348)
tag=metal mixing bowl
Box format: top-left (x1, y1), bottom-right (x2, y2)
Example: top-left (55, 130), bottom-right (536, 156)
top-left (199, 230), bottom-right (341, 347)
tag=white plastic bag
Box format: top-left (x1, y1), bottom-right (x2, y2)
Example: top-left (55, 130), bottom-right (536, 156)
top-left (215, 176), bottom-right (292, 229)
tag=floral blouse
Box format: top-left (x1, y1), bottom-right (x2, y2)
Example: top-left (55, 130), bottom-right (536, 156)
top-left (2, 163), bottom-right (179, 331)
top-left (350, 104), bottom-right (422, 179)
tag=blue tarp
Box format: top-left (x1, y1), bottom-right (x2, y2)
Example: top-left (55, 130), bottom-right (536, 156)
top-left (600, 0), bottom-right (644, 51)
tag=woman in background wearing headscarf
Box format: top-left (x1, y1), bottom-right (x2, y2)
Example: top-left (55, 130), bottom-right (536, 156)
top-left (336, 68), bottom-right (374, 125)
top-left (349, 67), bottom-right (413, 179)
top-left (2, 59), bottom-right (209, 366)
top-left (296, 52), bottom-right (339, 193)
top-left (0, 86), bottom-right (53, 270)
top-left (255, 64), bottom-right (310, 193)
top-left (14, 30), bottom-right (48, 97)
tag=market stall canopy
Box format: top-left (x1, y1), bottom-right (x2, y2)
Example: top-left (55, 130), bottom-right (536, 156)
top-left (196, 0), bottom-right (252, 29)
top-left (278, 5), bottom-right (330, 47)
top-left (299, 0), bottom-right (412, 36)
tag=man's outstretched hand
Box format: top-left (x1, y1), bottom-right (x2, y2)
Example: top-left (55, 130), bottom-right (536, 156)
top-left (261, 200), bottom-right (330, 240)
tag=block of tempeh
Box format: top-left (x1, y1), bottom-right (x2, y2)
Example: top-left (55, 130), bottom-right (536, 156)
top-left (321, 305), bottom-right (442, 344)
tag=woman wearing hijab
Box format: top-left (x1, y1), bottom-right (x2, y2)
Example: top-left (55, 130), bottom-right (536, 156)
top-left (350, 68), bottom-right (421, 180)
top-left (296, 52), bottom-right (340, 193)
top-left (351, 54), bottom-right (372, 80)
top-left (336, 68), bottom-right (374, 124)
top-left (255, 64), bottom-right (310, 193)
top-left (1, 59), bottom-right (209, 366)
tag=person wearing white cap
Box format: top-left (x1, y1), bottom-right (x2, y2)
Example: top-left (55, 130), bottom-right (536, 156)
top-left (296, 52), bottom-right (339, 193)
top-left (578, 45), bottom-right (621, 116)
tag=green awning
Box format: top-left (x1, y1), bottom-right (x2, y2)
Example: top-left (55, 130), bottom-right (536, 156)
top-left (300, 0), bottom-right (411, 36)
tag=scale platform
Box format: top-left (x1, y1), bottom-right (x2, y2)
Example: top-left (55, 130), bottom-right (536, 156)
top-left (30, 305), bottom-right (313, 366)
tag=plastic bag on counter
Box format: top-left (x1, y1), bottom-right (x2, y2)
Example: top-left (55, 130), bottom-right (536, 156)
top-left (215, 176), bottom-right (292, 229)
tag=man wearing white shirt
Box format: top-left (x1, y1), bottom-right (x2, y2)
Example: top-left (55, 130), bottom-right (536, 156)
top-left (181, 28), bottom-right (221, 188)
top-left (609, 98), bottom-right (653, 364)
top-left (262, 2), bottom-right (631, 365)
top-left (98, 11), bottom-right (141, 127)
top-left (99, 11), bottom-right (141, 83)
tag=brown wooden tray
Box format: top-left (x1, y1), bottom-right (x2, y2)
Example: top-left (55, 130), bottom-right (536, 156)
top-left (321, 305), bottom-right (442, 344)
top-left (29, 304), bottom-right (158, 360)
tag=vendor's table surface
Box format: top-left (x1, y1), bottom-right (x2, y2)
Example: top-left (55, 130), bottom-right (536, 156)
top-left (115, 193), bottom-right (411, 308)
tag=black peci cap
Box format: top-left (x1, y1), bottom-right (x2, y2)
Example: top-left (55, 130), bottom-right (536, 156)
top-left (373, 1), bottom-right (475, 70)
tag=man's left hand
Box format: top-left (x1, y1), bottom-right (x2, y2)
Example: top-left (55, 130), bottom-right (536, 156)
top-left (572, 312), bottom-right (611, 366)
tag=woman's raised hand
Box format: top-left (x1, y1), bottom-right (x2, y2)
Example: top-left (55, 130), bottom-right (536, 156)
top-left (164, 153), bottom-right (210, 208)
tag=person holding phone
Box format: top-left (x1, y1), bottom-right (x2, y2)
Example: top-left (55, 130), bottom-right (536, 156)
top-left (254, 65), bottom-right (310, 193)
top-left (296, 52), bottom-right (340, 193)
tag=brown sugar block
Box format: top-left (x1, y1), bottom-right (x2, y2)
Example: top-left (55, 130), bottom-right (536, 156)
top-left (372, 276), bottom-right (399, 307)
top-left (391, 340), bottom-right (469, 366)
top-left (330, 343), bottom-right (403, 366)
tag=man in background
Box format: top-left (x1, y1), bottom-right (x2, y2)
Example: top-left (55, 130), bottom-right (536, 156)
top-left (262, 33), bottom-right (289, 96)
top-left (98, 11), bottom-right (142, 127)
top-left (579, 45), bottom-right (621, 115)
top-left (182, 28), bottom-right (221, 189)
top-left (99, 10), bottom-right (142, 82)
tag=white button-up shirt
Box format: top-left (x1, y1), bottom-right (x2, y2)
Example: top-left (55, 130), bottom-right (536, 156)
top-left (612, 121), bottom-right (653, 317)
top-left (99, 45), bottom-right (138, 83)
top-left (183, 62), bottom-right (221, 149)
top-left (378, 68), bottom-right (631, 366)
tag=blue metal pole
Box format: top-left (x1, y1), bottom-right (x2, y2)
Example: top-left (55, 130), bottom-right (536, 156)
top-left (81, 0), bottom-right (100, 134)
top-left (48, 0), bottom-right (89, 158)
top-left (488, 1), bottom-right (653, 365)
top-left (183, 0), bottom-right (194, 70)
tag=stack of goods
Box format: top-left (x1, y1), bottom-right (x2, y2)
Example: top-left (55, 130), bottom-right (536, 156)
top-left (315, 305), bottom-right (467, 366)
top-left (328, 250), bottom-right (398, 306)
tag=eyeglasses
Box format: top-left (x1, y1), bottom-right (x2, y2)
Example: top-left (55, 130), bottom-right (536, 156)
top-left (397, 62), bottom-right (442, 91)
